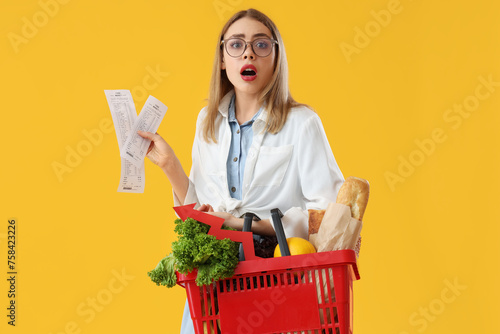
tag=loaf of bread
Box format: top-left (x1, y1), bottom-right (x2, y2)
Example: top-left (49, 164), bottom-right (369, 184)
top-left (336, 176), bottom-right (370, 220)
top-left (308, 176), bottom-right (370, 238)
top-left (308, 209), bottom-right (325, 235)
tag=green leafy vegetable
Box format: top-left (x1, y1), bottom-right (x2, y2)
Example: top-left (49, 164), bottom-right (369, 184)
top-left (147, 253), bottom-right (177, 288)
top-left (148, 218), bottom-right (240, 287)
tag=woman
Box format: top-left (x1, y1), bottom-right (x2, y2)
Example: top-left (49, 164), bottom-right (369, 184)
top-left (138, 8), bottom-right (344, 332)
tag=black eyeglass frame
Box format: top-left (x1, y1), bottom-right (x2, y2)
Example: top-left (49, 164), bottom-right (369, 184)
top-left (220, 38), bottom-right (278, 58)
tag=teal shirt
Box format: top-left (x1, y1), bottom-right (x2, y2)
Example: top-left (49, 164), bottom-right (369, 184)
top-left (226, 94), bottom-right (263, 200)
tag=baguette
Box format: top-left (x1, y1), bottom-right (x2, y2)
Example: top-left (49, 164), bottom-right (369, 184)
top-left (336, 176), bottom-right (370, 221)
top-left (308, 176), bottom-right (370, 239)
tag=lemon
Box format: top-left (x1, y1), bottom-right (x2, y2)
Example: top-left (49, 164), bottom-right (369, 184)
top-left (274, 237), bottom-right (316, 257)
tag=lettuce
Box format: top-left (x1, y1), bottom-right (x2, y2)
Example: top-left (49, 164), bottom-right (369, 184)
top-left (147, 253), bottom-right (177, 288)
top-left (148, 218), bottom-right (239, 287)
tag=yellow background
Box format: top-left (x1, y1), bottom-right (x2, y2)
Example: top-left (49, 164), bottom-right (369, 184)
top-left (1, 0), bottom-right (499, 333)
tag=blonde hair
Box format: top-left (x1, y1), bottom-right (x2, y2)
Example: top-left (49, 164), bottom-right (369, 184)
top-left (202, 8), bottom-right (307, 143)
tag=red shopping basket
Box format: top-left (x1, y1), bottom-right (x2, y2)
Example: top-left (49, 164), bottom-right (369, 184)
top-left (176, 249), bottom-right (359, 334)
top-left (173, 205), bottom-right (360, 334)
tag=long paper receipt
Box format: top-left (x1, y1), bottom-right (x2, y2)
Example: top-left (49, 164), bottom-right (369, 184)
top-left (105, 91), bottom-right (166, 193)
top-left (120, 95), bottom-right (168, 168)
top-left (105, 90), bottom-right (145, 192)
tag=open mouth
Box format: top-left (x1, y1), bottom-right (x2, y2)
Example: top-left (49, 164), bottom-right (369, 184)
top-left (241, 69), bottom-right (256, 76)
top-left (240, 64), bottom-right (257, 81)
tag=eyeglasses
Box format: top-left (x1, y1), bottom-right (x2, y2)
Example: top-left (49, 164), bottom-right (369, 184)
top-left (221, 38), bottom-right (278, 58)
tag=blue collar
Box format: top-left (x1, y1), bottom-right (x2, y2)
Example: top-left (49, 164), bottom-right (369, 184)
top-left (228, 94), bottom-right (263, 126)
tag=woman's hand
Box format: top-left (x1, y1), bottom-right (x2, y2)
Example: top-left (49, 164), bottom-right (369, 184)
top-left (197, 204), bottom-right (243, 229)
top-left (137, 130), bottom-right (189, 203)
top-left (196, 204), bottom-right (275, 235)
top-left (208, 212), bottom-right (244, 230)
top-left (197, 204), bottom-right (214, 212)
top-left (137, 131), bottom-right (175, 170)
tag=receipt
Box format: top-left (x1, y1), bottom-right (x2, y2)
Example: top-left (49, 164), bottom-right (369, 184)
top-left (104, 90), bottom-right (145, 193)
top-left (120, 95), bottom-right (168, 168)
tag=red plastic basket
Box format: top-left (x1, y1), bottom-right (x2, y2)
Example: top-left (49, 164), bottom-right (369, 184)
top-left (176, 249), bottom-right (360, 334)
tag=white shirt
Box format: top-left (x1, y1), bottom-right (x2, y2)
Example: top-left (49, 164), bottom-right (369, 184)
top-left (178, 90), bottom-right (345, 333)
top-left (174, 90), bottom-right (344, 239)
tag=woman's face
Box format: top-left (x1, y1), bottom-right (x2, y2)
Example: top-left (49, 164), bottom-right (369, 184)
top-left (221, 17), bottom-right (276, 97)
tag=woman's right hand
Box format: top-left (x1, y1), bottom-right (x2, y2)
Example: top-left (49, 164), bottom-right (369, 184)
top-left (137, 130), bottom-right (189, 204)
top-left (137, 130), bottom-right (174, 169)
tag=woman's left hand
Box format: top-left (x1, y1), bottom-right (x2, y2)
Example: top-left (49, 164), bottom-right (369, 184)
top-left (207, 212), bottom-right (244, 230)
top-left (197, 204), bottom-right (214, 212)
top-left (195, 204), bottom-right (274, 235)
top-left (196, 204), bottom-right (244, 230)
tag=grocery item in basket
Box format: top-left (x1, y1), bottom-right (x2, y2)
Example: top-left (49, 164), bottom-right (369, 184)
top-left (148, 217), bottom-right (240, 287)
top-left (308, 209), bottom-right (325, 238)
top-left (253, 235), bottom-right (278, 258)
top-left (273, 237), bottom-right (316, 257)
top-left (307, 177), bottom-right (369, 236)
top-left (309, 203), bottom-right (362, 252)
top-left (308, 209), bottom-right (325, 235)
top-left (148, 253), bottom-right (177, 288)
top-left (308, 176), bottom-right (369, 253)
top-left (336, 176), bottom-right (370, 220)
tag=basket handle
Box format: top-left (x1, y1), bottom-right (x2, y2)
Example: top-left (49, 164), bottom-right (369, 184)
top-left (271, 208), bottom-right (291, 256)
top-left (238, 212), bottom-right (257, 261)
top-left (174, 203), bottom-right (259, 260)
